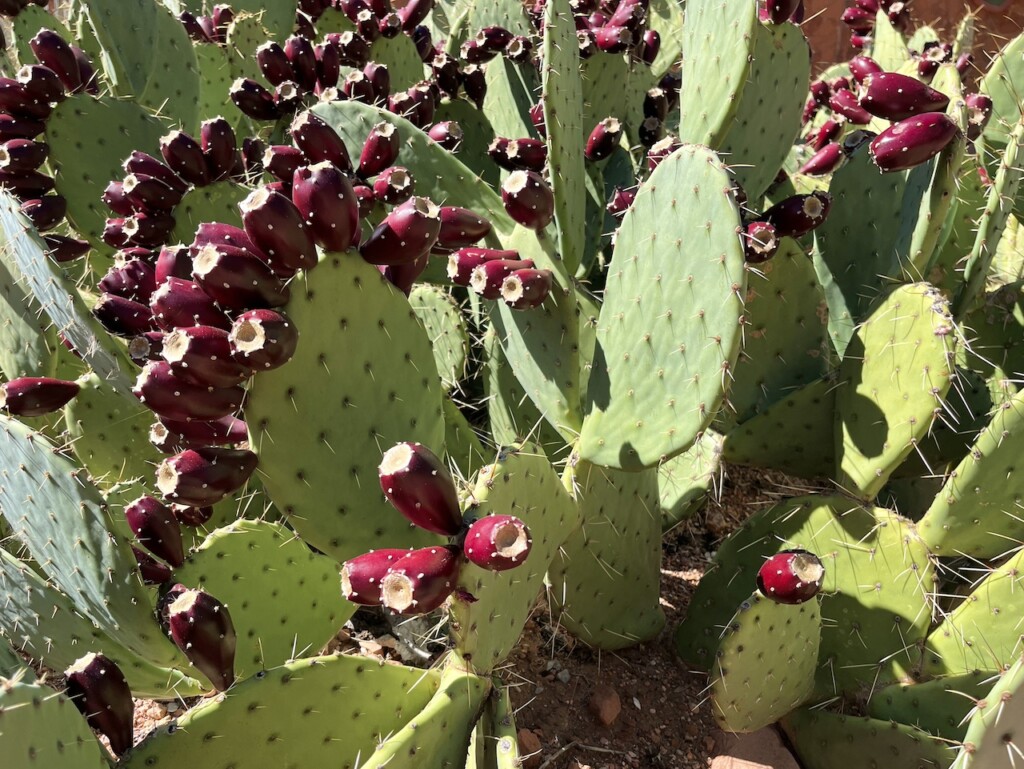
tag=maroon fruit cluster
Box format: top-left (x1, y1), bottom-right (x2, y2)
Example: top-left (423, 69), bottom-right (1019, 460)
top-left (0, 28), bottom-right (101, 262)
top-left (340, 442), bottom-right (533, 614)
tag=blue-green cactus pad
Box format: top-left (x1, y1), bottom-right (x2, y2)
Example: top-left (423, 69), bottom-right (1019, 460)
top-left (579, 144), bottom-right (746, 470)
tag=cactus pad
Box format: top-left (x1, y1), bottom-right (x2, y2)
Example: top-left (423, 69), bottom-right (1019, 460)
top-left (717, 21), bottom-right (810, 203)
top-left (951, 655), bottom-right (1024, 769)
top-left (246, 252), bottom-right (446, 564)
top-left (579, 144), bottom-right (746, 470)
top-left (922, 547), bottom-right (1024, 677)
top-left (835, 283), bottom-right (956, 500)
top-left (451, 444), bottom-right (579, 673)
top-left (659, 429), bottom-right (723, 532)
top-left (781, 708), bottom-right (951, 769)
top-left (410, 285), bottom-right (469, 392)
top-left (173, 520), bottom-right (352, 681)
top-left (919, 390), bottom-right (1024, 558)
top-left (676, 495), bottom-right (934, 697)
top-left (867, 671), bottom-right (995, 741)
top-left (721, 376), bottom-right (837, 479)
top-left (710, 591), bottom-right (821, 733)
top-left (123, 654), bottom-right (443, 768)
top-left (548, 459), bottom-right (666, 649)
top-left (0, 415), bottom-right (181, 665)
top-left (541, 0), bottom-right (585, 274)
top-left (0, 674), bottom-right (109, 768)
top-left (170, 181), bottom-right (248, 243)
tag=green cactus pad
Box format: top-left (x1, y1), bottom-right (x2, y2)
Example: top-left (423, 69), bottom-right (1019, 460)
top-left (370, 33), bottom-right (424, 92)
top-left (922, 547), bottom-right (1024, 677)
top-left (980, 32), bottom-right (1024, 156)
top-left (677, 0), bottom-right (757, 147)
top-left (879, 474), bottom-right (946, 521)
top-left (482, 324), bottom-right (563, 453)
top-left (646, 0), bottom-right (684, 78)
top-left (361, 661), bottom-right (490, 768)
top-left (443, 397), bottom-right (488, 479)
top-left (79, 0), bottom-right (200, 131)
top-left (720, 238), bottom-right (829, 430)
top-left (580, 54), bottom-right (648, 151)
top-left (0, 191), bottom-right (132, 393)
top-left (710, 591), bottom-right (820, 733)
top-left (870, 10), bottom-right (911, 71)
top-left (867, 670), bottom-right (994, 741)
top-left (65, 371), bottom-right (160, 490)
top-left (481, 683), bottom-right (521, 769)
top-left (908, 26), bottom-right (941, 54)
top-left (918, 390), bottom-right (1024, 557)
top-left (548, 459), bottom-right (665, 649)
top-left (835, 283), bottom-right (956, 500)
top-left (956, 118), bottom-right (1024, 318)
top-left (246, 252), bottom-right (445, 564)
top-left (465, 0), bottom-right (530, 36)
top-left (478, 57), bottom-right (535, 144)
top-left (930, 157), bottom-right (987, 294)
top-left (541, 0), bottom-right (585, 274)
top-left (173, 520), bottom-right (352, 681)
top-left (0, 549), bottom-right (203, 697)
top-left (676, 495), bottom-right (934, 697)
top-left (410, 285), bottom-right (469, 392)
top-left (781, 708), bottom-right (952, 769)
top-left (0, 415), bottom-right (181, 665)
top-left (170, 181), bottom-right (248, 244)
top-left (579, 144), bottom-right (746, 470)
top-left (224, 13), bottom-right (268, 84)
top-left (951, 655), bottom-right (1024, 769)
top-left (659, 429), bottom-right (723, 532)
top-left (45, 95), bottom-right (168, 252)
top-left (717, 21), bottom-right (810, 203)
top-left (0, 640), bottom-right (19, 677)
top-left (721, 375), bottom-right (838, 478)
top-left (0, 249), bottom-right (68, 380)
top-left (812, 144), bottom-right (947, 357)
top-left (0, 673), bottom-right (110, 769)
top-left (451, 444), bottom-right (579, 673)
top-left (195, 44), bottom-right (247, 130)
top-left (123, 654), bottom-right (443, 768)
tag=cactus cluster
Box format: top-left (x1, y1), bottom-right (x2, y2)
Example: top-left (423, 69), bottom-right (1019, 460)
top-left (0, 0), bottom-right (1020, 767)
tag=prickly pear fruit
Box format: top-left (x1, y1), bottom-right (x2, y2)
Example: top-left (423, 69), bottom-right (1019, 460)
top-left (160, 131), bottom-right (209, 187)
top-left (759, 192), bottom-right (832, 239)
top-left (869, 112), bottom-right (959, 172)
top-left (501, 170), bottom-right (554, 230)
top-left (463, 515), bottom-right (532, 571)
top-left (156, 446), bottom-right (258, 507)
top-left (228, 309), bottom-right (298, 370)
top-left (756, 549), bottom-right (825, 605)
top-left (798, 142), bottom-right (844, 176)
top-left (0, 376), bottom-right (79, 416)
top-left (585, 117), bottom-right (623, 161)
top-left (191, 243), bottom-right (290, 309)
top-left (470, 258), bottom-right (535, 299)
top-left (359, 196), bottom-right (441, 265)
top-left (134, 360), bottom-right (244, 421)
top-left (858, 72), bottom-right (950, 121)
top-left (357, 121), bottom-right (400, 178)
top-left (380, 546), bottom-right (461, 614)
top-left (167, 588), bottom-right (236, 691)
top-left (133, 545), bottom-right (174, 585)
top-left (124, 495), bottom-right (185, 568)
top-left (94, 293), bottom-right (154, 336)
top-left (500, 268), bottom-right (552, 309)
top-left (240, 186), bottom-right (318, 271)
top-left (340, 548), bottom-right (411, 605)
top-left (64, 653), bottom-right (134, 756)
top-left (290, 111), bottom-right (352, 171)
top-left (150, 277), bottom-right (230, 331)
top-left (372, 165), bottom-right (414, 204)
top-left (378, 442), bottom-right (462, 535)
top-left (291, 162), bottom-right (360, 252)
top-left (161, 325), bottom-right (252, 387)
top-left (743, 221), bottom-right (780, 263)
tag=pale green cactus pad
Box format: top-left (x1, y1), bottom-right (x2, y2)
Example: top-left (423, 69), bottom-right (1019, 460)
top-left (579, 144), bottom-right (746, 470)
top-left (950, 655), bottom-right (1024, 769)
top-left (548, 459), bottom-right (666, 649)
top-left (676, 495), bottom-right (934, 697)
top-left (246, 252), bottom-right (446, 564)
top-left (451, 444), bottom-right (579, 673)
top-left (124, 654), bottom-right (443, 768)
top-left (867, 670), bottom-right (996, 741)
top-left (922, 547), bottom-right (1024, 677)
top-left (834, 283), bottom-right (956, 500)
top-left (781, 708), bottom-right (952, 769)
top-left (0, 673), bottom-right (109, 769)
top-left (918, 389), bottom-right (1024, 558)
top-left (410, 285), bottom-right (469, 392)
top-left (173, 520), bottom-right (353, 681)
top-left (710, 591), bottom-right (820, 733)
top-left (658, 429), bottom-right (723, 532)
